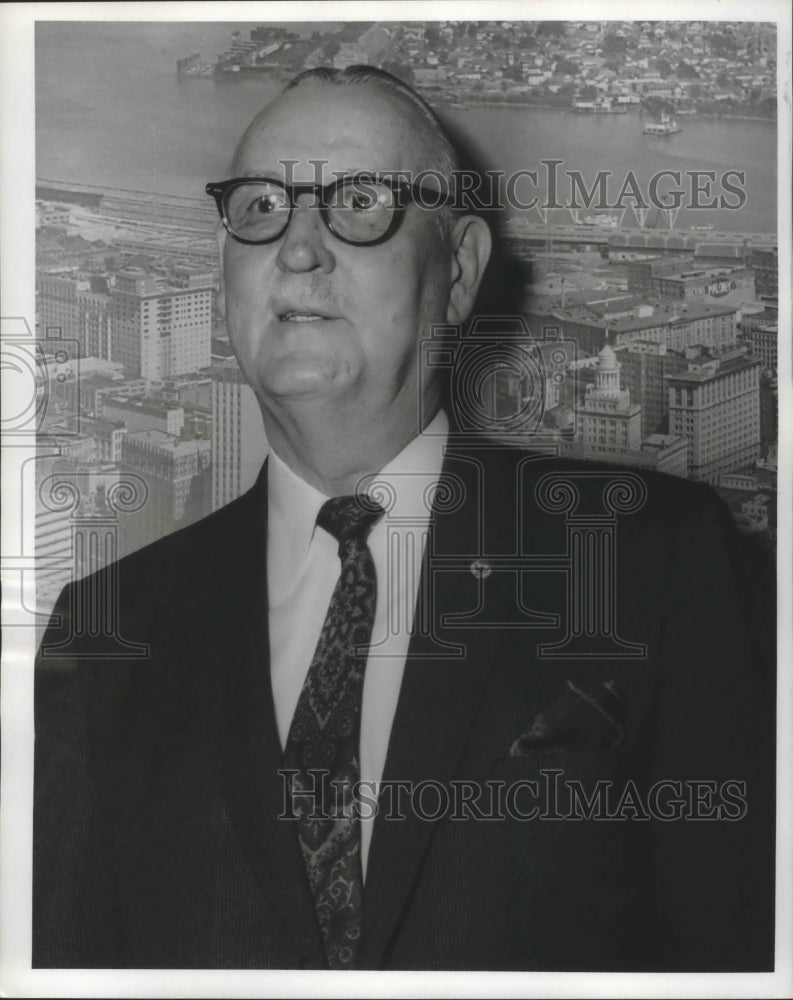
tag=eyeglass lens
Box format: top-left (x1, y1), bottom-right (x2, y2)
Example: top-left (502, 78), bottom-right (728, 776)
top-left (223, 179), bottom-right (399, 244)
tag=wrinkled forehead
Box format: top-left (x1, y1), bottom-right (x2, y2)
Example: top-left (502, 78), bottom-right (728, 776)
top-left (231, 81), bottom-right (445, 184)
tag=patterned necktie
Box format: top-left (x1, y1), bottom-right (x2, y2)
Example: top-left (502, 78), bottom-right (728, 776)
top-left (283, 493), bottom-right (385, 969)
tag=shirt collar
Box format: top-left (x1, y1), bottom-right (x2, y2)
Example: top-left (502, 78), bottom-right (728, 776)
top-left (267, 409), bottom-right (448, 599)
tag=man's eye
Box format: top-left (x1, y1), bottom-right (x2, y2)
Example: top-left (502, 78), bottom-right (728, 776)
top-left (350, 190), bottom-right (377, 211)
top-left (251, 194), bottom-right (281, 215)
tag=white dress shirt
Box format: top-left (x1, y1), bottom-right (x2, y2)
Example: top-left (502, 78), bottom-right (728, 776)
top-left (267, 410), bottom-right (448, 877)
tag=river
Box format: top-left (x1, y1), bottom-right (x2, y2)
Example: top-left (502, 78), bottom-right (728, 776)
top-left (35, 22), bottom-right (777, 233)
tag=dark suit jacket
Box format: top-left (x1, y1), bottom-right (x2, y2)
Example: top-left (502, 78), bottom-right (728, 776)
top-left (33, 444), bottom-right (775, 970)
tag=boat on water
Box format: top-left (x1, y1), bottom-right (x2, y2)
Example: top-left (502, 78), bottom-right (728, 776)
top-left (643, 112), bottom-right (682, 135)
top-left (690, 224), bottom-right (715, 232)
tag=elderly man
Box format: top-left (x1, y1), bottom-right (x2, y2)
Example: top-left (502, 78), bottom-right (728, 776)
top-left (34, 67), bottom-right (774, 971)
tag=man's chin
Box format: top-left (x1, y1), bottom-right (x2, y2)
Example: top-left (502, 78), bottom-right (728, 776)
top-left (258, 359), bottom-right (355, 402)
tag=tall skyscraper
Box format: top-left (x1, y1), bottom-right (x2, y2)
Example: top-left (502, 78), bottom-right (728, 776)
top-left (37, 270), bottom-right (113, 360)
top-left (211, 364), bottom-right (269, 512)
top-left (738, 323), bottom-right (778, 373)
top-left (110, 265), bottom-right (212, 379)
top-left (120, 430), bottom-right (211, 555)
top-left (615, 340), bottom-right (687, 436)
top-left (35, 457), bottom-right (130, 612)
top-left (667, 345), bottom-right (761, 483)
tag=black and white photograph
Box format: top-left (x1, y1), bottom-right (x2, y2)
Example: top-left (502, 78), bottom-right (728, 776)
top-left (1, 1), bottom-right (791, 996)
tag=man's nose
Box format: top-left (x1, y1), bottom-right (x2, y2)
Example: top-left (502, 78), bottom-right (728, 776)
top-left (276, 194), bottom-right (335, 274)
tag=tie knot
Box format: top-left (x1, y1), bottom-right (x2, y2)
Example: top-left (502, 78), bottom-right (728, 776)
top-left (317, 494), bottom-right (385, 545)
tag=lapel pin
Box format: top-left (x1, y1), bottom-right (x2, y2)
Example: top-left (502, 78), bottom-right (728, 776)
top-left (470, 559), bottom-right (492, 579)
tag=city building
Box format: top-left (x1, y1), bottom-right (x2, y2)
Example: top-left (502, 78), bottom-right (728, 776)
top-left (110, 265), bottom-right (212, 379)
top-left (80, 284), bottom-right (113, 360)
top-left (614, 339), bottom-right (687, 436)
top-left (37, 269), bottom-right (113, 360)
top-left (716, 467), bottom-right (777, 540)
top-left (720, 467), bottom-right (777, 493)
top-left (35, 457), bottom-right (132, 607)
top-left (332, 43), bottom-right (370, 69)
top-left (120, 430), bottom-right (211, 555)
top-left (35, 464), bottom-right (76, 610)
top-left (80, 374), bottom-right (149, 418)
top-left (575, 342), bottom-right (642, 456)
top-left (666, 344), bottom-right (760, 483)
top-left (48, 432), bottom-right (99, 465)
top-left (759, 375), bottom-right (778, 458)
top-left (101, 396), bottom-right (185, 437)
top-left (160, 374), bottom-right (213, 409)
top-left (691, 242), bottom-right (749, 267)
top-left (740, 300), bottom-right (778, 333)
top-left (554, 340), bottom-right (689, 477)
top-left (738, 323), bottom-right (777, 373)
top-left (649, 264), bottom-right (755, 308)
top-left (747, 245), bottom-right (778, 296)
top-left (36, 354), bottom-right (125, 429)
top-left (211, 364), bottom-right (269, 512)
top-left (606, 302), bottom-right (740, 352)
top-left (626, 254), bottom-right (696, 296)
top-left (558, 430), bottom-right (689, 477)
top-left (530, 299), bottom-right (739, 356)
top-left (635, 433), bottom-right (689, 477)
top-left (78, 416), bottom-right (128, 463)
top-left (740, 492), bottom-right (772, 531)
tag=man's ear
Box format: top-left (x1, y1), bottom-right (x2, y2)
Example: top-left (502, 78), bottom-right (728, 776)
top-left (446, 214), bottom-right (492, 326)
top-left (215, 227), bottom-right (227, 319)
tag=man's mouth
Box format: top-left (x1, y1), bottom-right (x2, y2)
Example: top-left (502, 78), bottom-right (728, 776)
top-left (280, 311), bottom-right (327, 323)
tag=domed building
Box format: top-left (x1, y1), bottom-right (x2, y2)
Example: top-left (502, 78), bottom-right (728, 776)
top-left (576, 337), bottom-right (642, 455)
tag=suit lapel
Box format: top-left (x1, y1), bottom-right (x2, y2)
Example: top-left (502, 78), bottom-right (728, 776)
top-left (206, 446), bottom-right (545, 968)
top-left (362, 445), bottom-right (518, 968)
top-left (210, 465), bottom-right (327, 968)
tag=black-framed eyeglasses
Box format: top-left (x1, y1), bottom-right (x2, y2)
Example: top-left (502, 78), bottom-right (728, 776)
top-left (205, 173), bottom-right (451, 247)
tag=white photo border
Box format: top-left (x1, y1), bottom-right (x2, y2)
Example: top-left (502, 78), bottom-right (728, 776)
top-left (2, 2), bottom-right (791, 997)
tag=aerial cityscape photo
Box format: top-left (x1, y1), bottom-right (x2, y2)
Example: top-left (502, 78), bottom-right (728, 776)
top-left (32, 19), bottom-right (779, 620)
